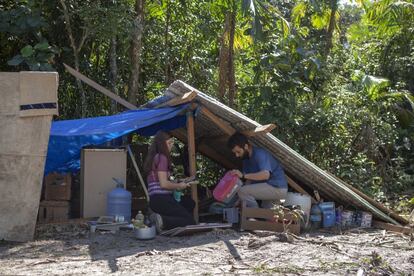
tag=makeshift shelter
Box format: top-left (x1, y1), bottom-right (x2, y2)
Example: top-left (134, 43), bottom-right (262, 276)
top-left (47, 66), bottom-right (410, 230)
top-left (143, 80), bottom-right (408, 227)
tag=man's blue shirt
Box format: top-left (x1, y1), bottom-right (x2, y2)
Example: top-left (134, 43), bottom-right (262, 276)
top-left (242, 146), bottom-right (287, 189)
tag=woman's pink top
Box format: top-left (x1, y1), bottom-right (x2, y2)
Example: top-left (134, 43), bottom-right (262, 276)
top-left (147, 154), bottom-right (172, 196)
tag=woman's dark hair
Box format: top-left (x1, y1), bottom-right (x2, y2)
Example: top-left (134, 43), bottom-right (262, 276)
top-left (227, 132), bottom-right (249, 149)
top-left (144, 130), bottom-right (172, 173)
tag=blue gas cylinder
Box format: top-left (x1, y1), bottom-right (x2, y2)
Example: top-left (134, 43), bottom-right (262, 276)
top-left (107, 180), bottom-right (131, 222)
top-left (310, 204), bottom-right (322, 230)
top-left (319, 202), bottom-right (336, 228)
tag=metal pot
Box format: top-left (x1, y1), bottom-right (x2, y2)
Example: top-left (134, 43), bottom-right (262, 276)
top-left (134, 225), bottom-right (156, 240)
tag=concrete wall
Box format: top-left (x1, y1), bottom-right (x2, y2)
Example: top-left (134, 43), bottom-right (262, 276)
top-left (0, 72), bottom-right (58, 242)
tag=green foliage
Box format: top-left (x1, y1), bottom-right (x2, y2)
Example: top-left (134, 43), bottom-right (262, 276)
top-left (0, 0), bottom-right (413, 207)
top-left (0, 1), bottom-right (56, 71)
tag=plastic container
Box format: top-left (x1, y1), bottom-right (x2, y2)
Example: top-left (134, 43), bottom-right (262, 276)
top-left (284, 192), bottom-right (312, 222)
top-left (360, 212), bottom-right (372, 228)
top-left (319, 202), bottom-right (336, 228)
top-left (213, 172), bottom-right (242, 204)
top-left (341, 210), bottom-right (353, 227)
top-left (107, 182), bottom-right (132, 222)
top-left (310, 204), bottom-right (322, 230)
top-left (133, 211), bottom-right (145, 228)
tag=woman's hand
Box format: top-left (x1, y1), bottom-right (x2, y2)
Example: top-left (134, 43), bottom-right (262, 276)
top-left (176, 182), bottom-right (190, 190)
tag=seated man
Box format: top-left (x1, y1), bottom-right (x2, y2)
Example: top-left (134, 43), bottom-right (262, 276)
top-left (227, 132), bottom-right (288, 208)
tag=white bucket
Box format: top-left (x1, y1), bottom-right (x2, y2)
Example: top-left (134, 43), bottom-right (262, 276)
top-left (284, 192), bottom-right (312, 221)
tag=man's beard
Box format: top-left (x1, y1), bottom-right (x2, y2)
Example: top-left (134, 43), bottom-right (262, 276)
top-left (242, 150), bottom-right (249, 160)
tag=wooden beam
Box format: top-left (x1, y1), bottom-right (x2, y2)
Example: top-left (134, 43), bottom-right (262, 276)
top-left (286, 176), bottom-right (317, 204)
top-left (172, 129), bottom-right (238, 170)
top-left (186, 111), bottom-right (198, 223)
top-left (63, 63), bottom-right (137, 110)
top-left (199, 106), bottom-right (236, 136)
top-left (159, 91), bottom-right (197, 107)
top-left (372, 220), bottom-right (413, 234)
top-left (242, 124), bottom-right (276, 137)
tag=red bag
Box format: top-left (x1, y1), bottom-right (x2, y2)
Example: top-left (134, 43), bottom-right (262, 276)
top-left (213, 172), bottom-right (242, 203)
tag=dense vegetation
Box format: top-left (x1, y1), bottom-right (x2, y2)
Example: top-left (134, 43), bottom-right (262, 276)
top-left (1, 0), bottom-right (413, 213)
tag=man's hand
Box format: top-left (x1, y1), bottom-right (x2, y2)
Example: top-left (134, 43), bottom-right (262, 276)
top-left (230, 169), bottom-right (243, 179)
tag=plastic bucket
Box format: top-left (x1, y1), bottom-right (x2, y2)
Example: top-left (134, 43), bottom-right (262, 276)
top-left (284, 192), bottom-right (312, 222)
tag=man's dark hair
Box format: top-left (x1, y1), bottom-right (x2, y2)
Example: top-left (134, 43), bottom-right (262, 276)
top-left (227, 132), bottom-right (249, 149)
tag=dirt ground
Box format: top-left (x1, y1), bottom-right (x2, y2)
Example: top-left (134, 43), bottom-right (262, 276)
top-left (1, 223), bottom-right (413, 275)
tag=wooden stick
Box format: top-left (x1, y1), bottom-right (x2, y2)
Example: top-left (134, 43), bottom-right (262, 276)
top-left (242, 124), bottom-right (276, 137)
top-left (186, 111), bottom-right (198, 223)
top-left (158, 91), bottom-right (197, 107)
top-left (63, 63), bottom-right (137, 110)
top-left (127, 145), bottom-right (149, 203)
top-left (199, 106), bottom-right (236, 135)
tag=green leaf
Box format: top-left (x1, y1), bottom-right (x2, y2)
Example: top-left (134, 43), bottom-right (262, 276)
top-left (34, 41), bottom-right (49, 51)
top-left (7, 55), bottom-right (24, 66)
top-left (27, 16), bottom-right (41, 28)
top-left (292, 2), bottom-right (307, 28)
top-left (20, 45), bottom-right (33, 57)
top-left (409, 197), bottom-right (414, 205)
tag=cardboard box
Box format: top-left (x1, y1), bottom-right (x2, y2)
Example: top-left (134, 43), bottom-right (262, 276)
top-left (38, 201), bottom-right (70, 223)
top-left (241, 204), bottom-right (300, 235)
top-left (44, 173), bottom-right (71, 201)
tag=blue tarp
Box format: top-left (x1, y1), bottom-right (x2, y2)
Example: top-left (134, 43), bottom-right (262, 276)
top-left (45, 104), bottom-right (188, 174)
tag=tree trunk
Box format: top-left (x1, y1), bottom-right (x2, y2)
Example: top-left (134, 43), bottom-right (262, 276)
top-left (164, 0), bottom-right (172, 85)
top-left (128, 0), bottom-right (145, 106)
top-left (325, 0), bottom-right (338, 55)
top-left (218, 4), bottom-right (237, 107)
top-left (109, 36), bottom-right (118, 113)
top-left (218, 12), bottom-right (231, 103)
top-left (59, 0), bottom-right (89, 117)
top-left (227, 7), bottom-right (236, 108)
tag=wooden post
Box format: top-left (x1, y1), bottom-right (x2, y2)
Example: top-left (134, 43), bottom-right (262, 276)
top-left (186, 110), bottom-right (198, 223)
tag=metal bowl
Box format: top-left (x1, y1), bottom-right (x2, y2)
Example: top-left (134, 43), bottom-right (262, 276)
top-left (134, 225), bottom-right (156, 240)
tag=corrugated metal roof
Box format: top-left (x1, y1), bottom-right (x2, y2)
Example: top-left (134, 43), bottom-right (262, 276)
top-left (164, 80), bottom-right (408, 226)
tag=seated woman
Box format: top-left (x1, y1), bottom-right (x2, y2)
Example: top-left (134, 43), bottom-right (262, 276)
top-left (144, 130), bottom-right (195, 232)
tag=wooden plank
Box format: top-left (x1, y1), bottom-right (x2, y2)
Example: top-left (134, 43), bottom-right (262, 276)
top-left (242, 206), bottom-right (298, 221)
top-left (63, 63), bottom-right (137, 110)
top-left (241, 220), bottom-right (300, 234)
top-left (127, 145), bottom-right (149, 203)
top-left (186, 111), bottom-right (198, 223)
top-left (286, 176), bottom-right (317, 204)
top-left (242, 124), bottom-right (276, 137)
top-left (158, 91), bottom-right (197, 107)
top-left (240, 202), bottom-right (300, 234)
top-left (372, 220), bottom-right (413, 234)
top-left (199, 106), bottom-right (236, 136)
